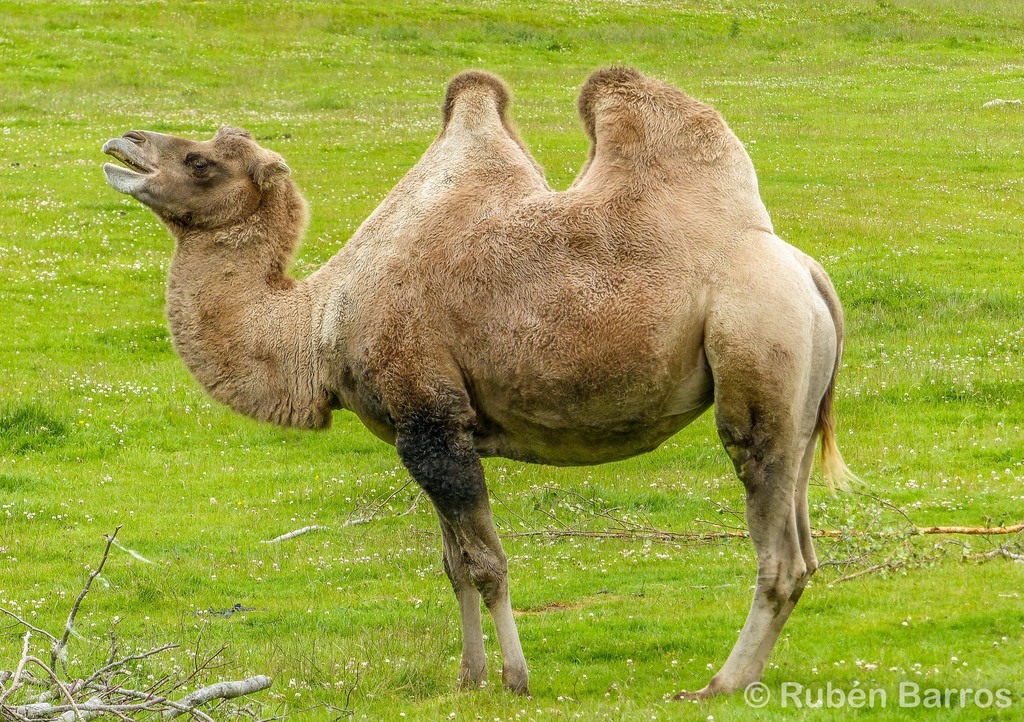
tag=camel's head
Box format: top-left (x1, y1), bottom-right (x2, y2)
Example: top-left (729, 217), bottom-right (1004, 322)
top-left (102, 126), bottom-right (291, 231)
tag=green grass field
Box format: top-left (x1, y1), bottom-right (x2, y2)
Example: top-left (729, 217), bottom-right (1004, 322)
top-left (1, 1), bottom-right (1022, 719)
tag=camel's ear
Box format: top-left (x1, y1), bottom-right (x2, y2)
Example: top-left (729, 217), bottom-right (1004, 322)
top-left (250, 151), bottom-right (291, 190)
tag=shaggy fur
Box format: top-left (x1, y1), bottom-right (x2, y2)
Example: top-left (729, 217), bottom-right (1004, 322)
top-left (102, 67), bottom-right (856, 698)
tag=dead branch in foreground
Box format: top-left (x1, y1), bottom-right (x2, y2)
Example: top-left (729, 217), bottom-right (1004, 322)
top-left (506, 522), bottom-right (1024, 543)
top-left (266, 476), bottom-right (1024, 545)
top-left (0, 530), bottom-right (274, 722)
top-left (262, 480), bottom-right (420, 543)
top-left (263, 480), bottom-right (1023, 592)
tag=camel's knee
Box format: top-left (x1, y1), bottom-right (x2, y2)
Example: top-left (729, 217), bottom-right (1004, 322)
top-left (464, 545), bottom-right (508, 606)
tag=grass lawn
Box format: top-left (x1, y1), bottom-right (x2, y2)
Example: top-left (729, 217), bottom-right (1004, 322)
top-left (1, 1), bottom-right (1022, 719)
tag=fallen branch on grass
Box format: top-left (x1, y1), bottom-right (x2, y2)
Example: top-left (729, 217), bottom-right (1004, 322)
top-left (164, 675), bottom-right (273, 719)
top-left (505, 521), bottom-right (1024, 543)
top-left (263, 480), bottom-right (421, 543)
top-left (0, 530), bottom-right (275, 721)
top-left (262, 524), bottom-right (327, 543)
top-left (2, 675), bottom-right (272, 721)
top-left (968, 544), bottom-right (1024, 563)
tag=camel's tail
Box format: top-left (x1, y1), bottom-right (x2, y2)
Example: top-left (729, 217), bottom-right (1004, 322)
top-left (816, 376), bottom-right (858, 492)
top-left (810, 263), bottom-right (860, 492)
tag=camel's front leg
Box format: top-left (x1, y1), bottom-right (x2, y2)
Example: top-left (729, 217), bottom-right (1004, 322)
top-left (396, 418), bottom-right (530, 695)
top-left (438, 516), bottom-right (486, 688)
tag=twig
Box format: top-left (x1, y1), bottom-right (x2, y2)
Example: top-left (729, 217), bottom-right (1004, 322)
top-left (490, 490), bottom-right (538, 533)
top-left (20, 655), bottom-right (80, 718)
top-left (351, 479), bottom-right (414, 523)
top-left (969, 546), bottom-right (1024, 563)
top-left (846, 488), bottom-right (918, 529)
top-left (830, 549), bottom-right (908, 584)
top-left (80, 644), bottom-right (179, 691)
top-left (0, 631), bottom-right (31, 705)
top-left (398, 490), bottom-right (425, 517)
top-left (264, 480), bottom-right (422, 543)
top-left (0, 609), bottom-right (59, 646)
top-left (532, 504), bottom-right (571, 530)
top-left (694, 517), bottom-right (748, 533)
top-left (828, 539), bottom-right (969, 585)
top-left (52, 526), bottom-right (123, 672)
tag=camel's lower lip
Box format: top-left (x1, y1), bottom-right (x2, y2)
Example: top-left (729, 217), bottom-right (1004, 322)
top-left (103, 162), bottom-right (149, 196)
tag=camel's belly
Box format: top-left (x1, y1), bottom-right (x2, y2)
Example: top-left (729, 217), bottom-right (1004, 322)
top-left (470, 367), bottom-right (715, 466)
top-left (471, 412), bottom-right (707, 465)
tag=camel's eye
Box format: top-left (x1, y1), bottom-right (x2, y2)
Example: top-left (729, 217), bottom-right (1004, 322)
top-left (185, 153), bottom-right (211, 173)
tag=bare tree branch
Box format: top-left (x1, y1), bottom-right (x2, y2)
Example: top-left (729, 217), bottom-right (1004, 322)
top-left (0, 611), bottom-right (58, 648)
top-left (0, 632), bottom-right (32, 705)
top-left (263, 480), bottom-right (422, 543)
top-left (80, 644), bottom-right (179, 691)
top-left (163, 675), bottom-right (273, 719)
top-left (52, 526), bottom-right (123, 673)
top-left (969, 545), bottom-right (1024, 562)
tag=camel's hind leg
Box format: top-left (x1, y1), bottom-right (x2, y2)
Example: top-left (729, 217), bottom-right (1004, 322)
top-left (681, 296), bottom-right (834, 698)
top-left (396, 414), bottom-right (530, 695)
top-left (678, 423), bottom-right (819, 699)
top-left (726, 436), bottom-right (821, 685)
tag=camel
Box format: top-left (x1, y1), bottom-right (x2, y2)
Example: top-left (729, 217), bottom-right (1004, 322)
top-left (101, 67), bottom-right (855, 699)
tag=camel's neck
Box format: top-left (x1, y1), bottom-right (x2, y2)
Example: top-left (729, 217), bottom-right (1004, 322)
top-left (165, 183), bottom-right (335, 429)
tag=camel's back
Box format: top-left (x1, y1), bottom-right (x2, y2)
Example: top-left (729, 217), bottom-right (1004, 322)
top-left (316, 68), bottom-right (809, 464)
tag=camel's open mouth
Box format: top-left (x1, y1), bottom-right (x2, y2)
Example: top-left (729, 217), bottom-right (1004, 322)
top-left (103, 146), bottom-right (152, 175)
top-left (102, 137), bottom-right (157, 197)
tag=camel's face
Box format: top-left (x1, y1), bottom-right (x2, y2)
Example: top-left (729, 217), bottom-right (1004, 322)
top-left (102, 126), bottom-right (289, 231)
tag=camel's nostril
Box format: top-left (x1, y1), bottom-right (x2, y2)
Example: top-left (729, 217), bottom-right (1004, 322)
top-left (124, 131), bottom-right (146, 145)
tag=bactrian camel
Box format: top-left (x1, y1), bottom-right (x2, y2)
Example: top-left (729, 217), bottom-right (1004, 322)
top-left (102, 67), bottom-right (855, 698)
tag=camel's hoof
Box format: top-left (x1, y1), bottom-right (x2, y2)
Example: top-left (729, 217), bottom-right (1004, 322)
top-left (674, 675), bottom-right (761, 701)
top-left (502, 666), bottom-right (530, 696)
top-left (457, 664), bottom-right (487, 691)
top-left (673, 675), bottom-right (732, 701)
top-left (673, 686), bottom-right (715, 701)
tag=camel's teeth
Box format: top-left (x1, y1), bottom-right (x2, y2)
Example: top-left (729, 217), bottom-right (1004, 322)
top-left (106, 148), bottom-right (149, 174)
